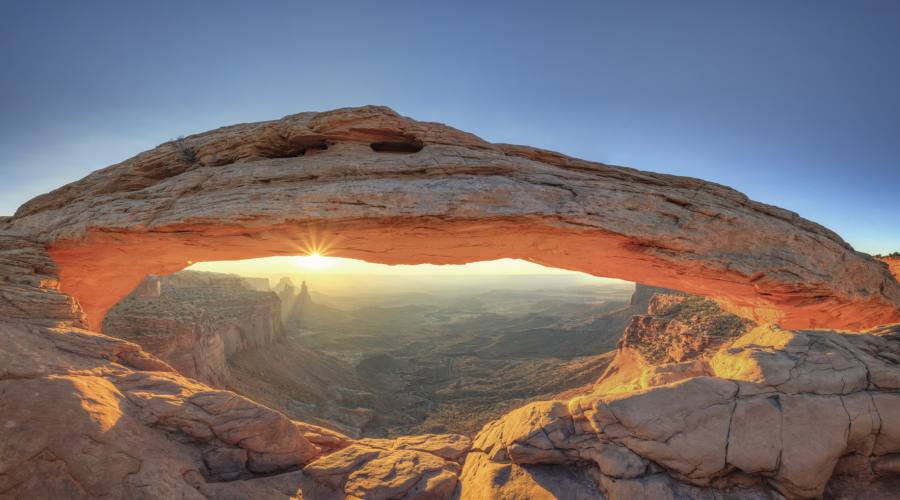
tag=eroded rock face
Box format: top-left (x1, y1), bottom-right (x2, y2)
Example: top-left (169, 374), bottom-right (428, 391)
top-left (3, 106), bottom-right (898, 331)
top-left (103, 271), bottom-right (283, 387)
top-left (882, 255), bottom-right (900, 283)
top-left (620, 291), bottom-right (753, 364)
top-left (0, 239), bottom-right (320, 498)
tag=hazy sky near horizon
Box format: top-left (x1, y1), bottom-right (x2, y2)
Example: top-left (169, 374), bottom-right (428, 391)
top-left (2, 1), bottom-right (899, 254)
top-left (188, 256), bottom-right (630, 285)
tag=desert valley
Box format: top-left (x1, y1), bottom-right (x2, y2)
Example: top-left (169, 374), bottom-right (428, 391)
top-left (104, 268), bottom-right (637, 437)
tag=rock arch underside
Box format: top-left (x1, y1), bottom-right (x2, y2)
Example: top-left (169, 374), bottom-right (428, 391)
top-left (1, 106), bottom-right (899, 499)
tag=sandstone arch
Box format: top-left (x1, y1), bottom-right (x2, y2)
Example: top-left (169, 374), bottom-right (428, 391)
top-left (3, 106), bottom-right (900, 500)
top-left (6, 105), bottom-right (899, 331)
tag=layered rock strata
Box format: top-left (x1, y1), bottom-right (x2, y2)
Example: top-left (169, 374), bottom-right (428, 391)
top-left (103, 271), bottom-right (283, 387)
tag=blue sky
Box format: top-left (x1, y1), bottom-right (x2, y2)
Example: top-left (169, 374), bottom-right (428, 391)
top-left (2, 1), bottom-right (898, 254)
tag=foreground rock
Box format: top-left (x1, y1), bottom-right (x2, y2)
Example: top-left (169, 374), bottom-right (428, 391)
top-left (5, 238), bottom-right (896, 498)
top-left (0, 237), bottom-right (317, 497)
top-left (0, 338), bottom-right (320, 497)
top-left (303, 434), bottom-right (471, 499)
top-left (459, 323), bottom-right (900, 499)
top-left (5, 106), bottom-right (898, 331)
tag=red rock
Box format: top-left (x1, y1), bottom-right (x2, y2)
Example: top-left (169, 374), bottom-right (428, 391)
top-left (3, 106), bottom-right (896, 331)
top-left (103, 271), bottom-right (283, 387)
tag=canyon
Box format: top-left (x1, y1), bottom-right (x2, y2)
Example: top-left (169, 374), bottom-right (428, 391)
top-left (1, 105), bottom-right (899, 499)
top-left (106, 270), bottom-right (635, 437)
top-left (104, 271), bottom-right (283, 388)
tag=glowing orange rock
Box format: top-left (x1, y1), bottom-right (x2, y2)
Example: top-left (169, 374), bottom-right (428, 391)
top-left (6, 106), bottom-right (897, 331)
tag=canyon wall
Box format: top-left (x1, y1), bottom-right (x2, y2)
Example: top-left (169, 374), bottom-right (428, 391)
top-left (0, 236), bottom-right (323, 497)
top-left (103, 271), bottom-right (283, 387)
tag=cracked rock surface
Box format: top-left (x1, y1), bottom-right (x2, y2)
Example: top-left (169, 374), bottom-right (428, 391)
top-left (459, 323), bottom-right (900, 499)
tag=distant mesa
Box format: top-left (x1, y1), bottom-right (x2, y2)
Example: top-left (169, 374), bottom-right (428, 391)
top-left (274, 276), bottom-right (295, 293)
top-left (242, 276), bottom-right (272, 292)
top-left (286, 279), bottom-right (315, 324)
top-left (103, 271), bottom-right (283, 387)
top-left (298, 280), bottom-right (312, 307)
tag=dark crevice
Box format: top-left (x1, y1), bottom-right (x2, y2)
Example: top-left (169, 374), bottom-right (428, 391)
top-left (370, 138), bottom-right (424, 153)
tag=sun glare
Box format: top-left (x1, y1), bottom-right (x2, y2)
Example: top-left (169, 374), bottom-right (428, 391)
top-left (292, 252), bottom-right (336, 270)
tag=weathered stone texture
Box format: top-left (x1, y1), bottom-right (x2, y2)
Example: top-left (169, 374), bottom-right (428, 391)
top-left (2, 107), bottom-right (899, 499)
top-left (4, 106), bottom-right (897, 331)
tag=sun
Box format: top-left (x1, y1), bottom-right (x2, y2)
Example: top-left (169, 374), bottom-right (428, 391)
top-left (292, 252), bottom-right (335, 270)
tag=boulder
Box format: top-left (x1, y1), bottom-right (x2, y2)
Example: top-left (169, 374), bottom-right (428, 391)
top-left (303, 435), bottom-right (469, 499)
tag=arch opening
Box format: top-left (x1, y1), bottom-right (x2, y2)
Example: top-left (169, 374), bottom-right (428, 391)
top-left (102, 254), bottom-right (725, 437)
